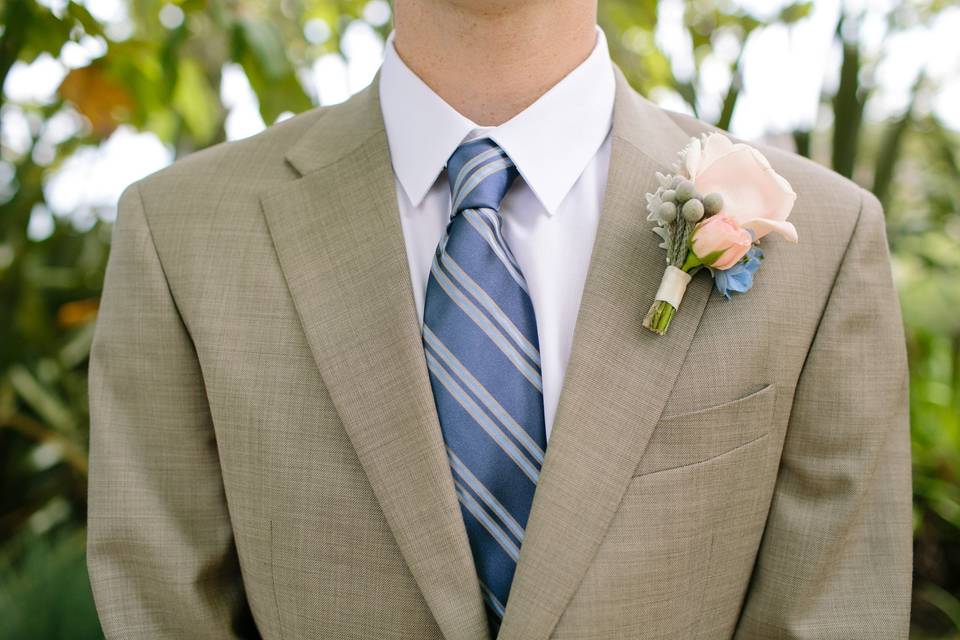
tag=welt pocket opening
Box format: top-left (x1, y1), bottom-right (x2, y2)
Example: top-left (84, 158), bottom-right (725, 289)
top-left (631, 383), bottom-right (778, 477)
top-left (632, 431), bottom-right (772, 479)
top-left (658, 382), bottom-right (776, 423)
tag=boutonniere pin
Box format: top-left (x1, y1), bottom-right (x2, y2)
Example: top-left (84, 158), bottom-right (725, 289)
top-left (642, 132), bottom-right (799, 335)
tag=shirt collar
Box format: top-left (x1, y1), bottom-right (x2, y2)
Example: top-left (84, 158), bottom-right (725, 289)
top-left (379, 26), bottom-right (615, 216)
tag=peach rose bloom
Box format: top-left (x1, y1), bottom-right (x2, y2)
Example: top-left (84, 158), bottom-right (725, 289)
top-left (691, 214), bottom-right (753, 270)
top-left (684, 133), bottom-right (798, 243)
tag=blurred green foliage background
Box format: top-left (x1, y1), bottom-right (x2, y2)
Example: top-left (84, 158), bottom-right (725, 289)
top-left (1, 0), bottom-right (958, 637)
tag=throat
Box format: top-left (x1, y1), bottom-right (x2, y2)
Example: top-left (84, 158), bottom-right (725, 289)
top-left (392, 0), bottom-right (598, 126)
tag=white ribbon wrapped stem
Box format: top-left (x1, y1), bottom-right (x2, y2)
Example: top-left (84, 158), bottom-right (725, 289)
top-left (654, 265), bottom-right (692, 309)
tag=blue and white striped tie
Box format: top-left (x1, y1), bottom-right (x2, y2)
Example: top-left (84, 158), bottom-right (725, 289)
top-left (422, 138), bottom-right (546, 636)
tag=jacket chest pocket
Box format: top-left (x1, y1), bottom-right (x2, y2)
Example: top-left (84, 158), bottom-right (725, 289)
top-left (633, 382), bottom-right (777, 477)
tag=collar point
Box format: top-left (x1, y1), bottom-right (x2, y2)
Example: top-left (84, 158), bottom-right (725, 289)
top-left (537, 191), bottom-right (564, 217)
top-left (541, 204), bottom-right (561, 218)
top-left (395, 172), bottom-right (433, 210)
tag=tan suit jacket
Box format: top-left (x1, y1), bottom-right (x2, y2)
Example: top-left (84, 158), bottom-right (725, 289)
top-left (87, 66), bottom-right (912, 639)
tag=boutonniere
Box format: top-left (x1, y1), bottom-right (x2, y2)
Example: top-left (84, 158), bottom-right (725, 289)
top-left (642, 132), bottom-right (799, 335)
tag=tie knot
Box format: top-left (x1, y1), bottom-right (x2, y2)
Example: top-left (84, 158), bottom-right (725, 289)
top-left (446, 138), bottom-right (519, 214)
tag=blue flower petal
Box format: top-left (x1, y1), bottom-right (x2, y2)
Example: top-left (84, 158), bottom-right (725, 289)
top-left (714, 246), bottom-right (764, 299)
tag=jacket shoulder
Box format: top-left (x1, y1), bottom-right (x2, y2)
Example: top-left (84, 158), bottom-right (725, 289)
top-left (113, 106), bottom-right (334, 282)
top-left (131, 106), bottom-right (330, 208)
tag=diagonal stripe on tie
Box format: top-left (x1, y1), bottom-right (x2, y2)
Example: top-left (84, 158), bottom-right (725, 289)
top-left (422, 137), bottom-right (547, 630)
top-left (425, 327), bottom-right (544, 465)
top-left (447, 447), bottom-right (526, 543)
top-left (471, 207), bottom-right (524, 271)
top-left (436, 252), bottom-right (540, 365)
top-left (452, 478), bottom-right (521, 561)
top-left (453, 158), bottom-right (516, 211)
top-left (460, 209), bottom-right (529, 293)
top-left (451, 147), bottom-right (505, 196)
top-left (424, 350), bottom-right (540, 484)
top-left (428, 256), bottom-right (543, 392)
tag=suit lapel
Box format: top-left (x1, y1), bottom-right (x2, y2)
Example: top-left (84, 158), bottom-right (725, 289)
top-left (497, 68), bottom-right (713, 640)
top-left (260, 79), bottom-right (490, 640)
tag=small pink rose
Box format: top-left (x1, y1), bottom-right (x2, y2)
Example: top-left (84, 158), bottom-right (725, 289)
top-left (690, 214), bottom-right (753, 270)
top-left (684, 133), bottom-right (798, 243)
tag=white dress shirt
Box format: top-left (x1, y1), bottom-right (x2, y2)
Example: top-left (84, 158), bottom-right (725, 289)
top-left (378, 26), bottom-right (615, 441)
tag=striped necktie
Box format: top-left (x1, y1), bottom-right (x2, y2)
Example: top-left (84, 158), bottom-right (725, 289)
top-left (421, 138), bottom-right (547, 636)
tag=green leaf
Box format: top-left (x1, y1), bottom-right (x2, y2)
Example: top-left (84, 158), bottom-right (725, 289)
top-left (830, 15), bottom-right (867, 178)
top-left (65, 1), bottom-right (104, 37)
top-left (919, 582), bottom-right (960, 632)
top-left (172, 58), bottom-right (220, 144)
top-left (17, 5), bottom-right (72, 63)
top-left (232, 18), bottom-right (311, 122)
top-left (237, 19), bottom-right (289, 79)
top-left (0, 532), bottom-right (103, 640)
top-left (7, 365), bottom-right (76, 435)
top-left (778, 2), bottom-right (814, 24)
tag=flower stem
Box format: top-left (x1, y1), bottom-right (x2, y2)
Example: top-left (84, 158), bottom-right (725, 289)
top-left (671, 221), bottom-right (691, 268)
top-left (642, 299), bottom-right (676, 336)
top-left (680, 250), bottom-right (702, 272)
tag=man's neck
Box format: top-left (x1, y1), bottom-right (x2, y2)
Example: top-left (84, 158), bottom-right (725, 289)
top-left (392, 0), bottom-right (598, 126)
